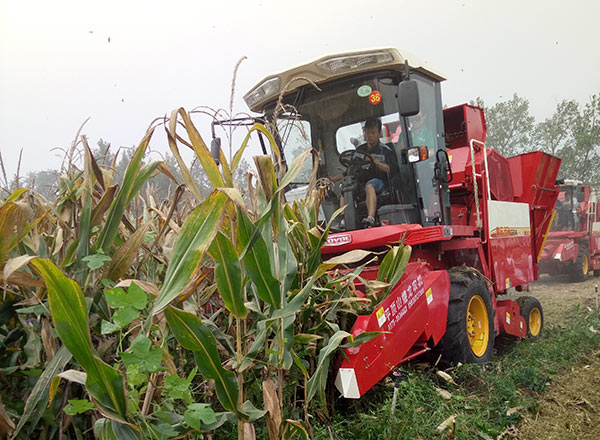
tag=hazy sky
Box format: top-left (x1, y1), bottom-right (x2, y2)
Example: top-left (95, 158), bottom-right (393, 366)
top-left (1, 0), bottom-right (599, 177)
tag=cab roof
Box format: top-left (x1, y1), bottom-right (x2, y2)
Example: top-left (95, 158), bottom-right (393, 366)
top-left (243, 48), bottom-right (446, 113)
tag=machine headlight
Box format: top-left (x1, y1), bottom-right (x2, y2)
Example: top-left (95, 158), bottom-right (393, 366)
top-left (408, 146), bottom-right (429, 163)
top-left (316, 51), bottom-right (394, 74)
top-left (244, 77), bottom-right (281, 110)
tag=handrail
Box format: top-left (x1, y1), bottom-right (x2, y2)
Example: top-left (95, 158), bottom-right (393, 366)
top-left (468, 139), bottom-right (489, 228)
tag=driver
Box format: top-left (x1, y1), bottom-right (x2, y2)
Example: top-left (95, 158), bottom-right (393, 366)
top-left (330, 117), bottom-right (398, 227)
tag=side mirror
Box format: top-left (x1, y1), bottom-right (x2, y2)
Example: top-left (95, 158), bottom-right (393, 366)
top-left (576, 190), bottom-right (585, 202)
top-left (210, 137), bottom-right (221, 165)
top-left (399, 80), bottom-right (420, 116)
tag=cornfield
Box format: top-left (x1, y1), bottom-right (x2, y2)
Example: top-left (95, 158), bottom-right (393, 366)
top-left (0, 104), bottom-right (408, 439)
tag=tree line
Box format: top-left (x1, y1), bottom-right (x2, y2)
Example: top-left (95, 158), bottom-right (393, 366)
top-left (479, 93), bottom-right (600, 183)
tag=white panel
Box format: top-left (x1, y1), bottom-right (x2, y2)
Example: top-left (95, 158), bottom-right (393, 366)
top-left (334, 368), bottom-right (361, 399)
top-left (487, 200), bottom-right (530, 237)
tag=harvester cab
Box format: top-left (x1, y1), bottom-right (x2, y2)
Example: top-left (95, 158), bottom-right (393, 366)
top-left (242, 49), bottom-right (451, 231)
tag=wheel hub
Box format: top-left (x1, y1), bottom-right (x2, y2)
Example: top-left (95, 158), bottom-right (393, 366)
top-left (466, 295), bottom-right (490, 357)
top-left (529, 308), bottom-right (542, 336)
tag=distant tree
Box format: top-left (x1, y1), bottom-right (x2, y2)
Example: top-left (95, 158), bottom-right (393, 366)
top-left (532, 99), bottom-right (578, 156)
top-left (25, 169), bottom-right (61, 200)
top-left (483, 94), bottom-right (535, 157)
top-left (557, 94), bottom-right (600, 183)
top-left (93, 138), bottom-right (115, 168)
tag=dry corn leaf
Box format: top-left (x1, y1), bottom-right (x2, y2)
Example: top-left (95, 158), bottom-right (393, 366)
top-left (434, 386), bottom-right (452, 400)
top-left (105, 222), bottom-right (151, 282)
top-left (506, 405), bottom-right (524, 416)
top-left (90, 185), bottom-right (118, 227)
top-left (243, 421), bottom-right (256, 440)
top-left (435, 414), bottom-right (456, 434)
top-left (115, 279), bottom-right (160, 297)
top-left (41, 317), bottom-right (58, 360)
top-left (263, 377), bottom-right (282, 440)
top-left (436, 370), bottom-right (457, 385)
top-left (324, 249), bottom-right (374, 266)
top-left (0, 395), bottom-right (15, 438)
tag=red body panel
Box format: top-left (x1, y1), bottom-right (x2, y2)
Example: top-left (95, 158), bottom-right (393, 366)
top-left (337, 263), bottom-right (450, 397)
top-left (496, 300), bottom-right (527, 338)
top-left (489, 236), bottom-right (535, 290)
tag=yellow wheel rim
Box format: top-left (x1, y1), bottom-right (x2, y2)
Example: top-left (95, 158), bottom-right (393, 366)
top-left (466, 295), bottom-right (490, 357)
top-left (529, 308), bottom-right (542, 337)
top-left (583, 255), bottom-right (589, 275)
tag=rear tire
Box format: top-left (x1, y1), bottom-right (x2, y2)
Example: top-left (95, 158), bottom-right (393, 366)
top-left (569, 244), bottom-right (590, 282)
top-left (436, 269), bottom-right (495, 364)
top-left (516, 296), bottom-right (544, 338)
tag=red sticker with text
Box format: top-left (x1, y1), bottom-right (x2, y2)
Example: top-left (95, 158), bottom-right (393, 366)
top-left (369, 90), bottom-right (382, 105)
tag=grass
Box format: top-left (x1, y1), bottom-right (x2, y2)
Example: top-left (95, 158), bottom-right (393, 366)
top-left (311, 304), bottom-right (600, 440)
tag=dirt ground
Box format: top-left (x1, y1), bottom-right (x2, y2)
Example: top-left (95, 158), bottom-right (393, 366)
top-left (505, 274), bottom-right (600, 440)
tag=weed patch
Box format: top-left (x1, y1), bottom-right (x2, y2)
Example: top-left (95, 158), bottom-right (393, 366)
top-left (313, 305), bottom-right (600, 439)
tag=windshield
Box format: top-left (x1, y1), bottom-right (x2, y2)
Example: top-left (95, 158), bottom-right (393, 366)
top-left (266, 71), bottom-right (446, 231)
top-left (551, 187), bottom-right (582, 232)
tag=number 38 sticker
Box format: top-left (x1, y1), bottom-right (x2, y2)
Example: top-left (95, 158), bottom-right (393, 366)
top-left (369, 90), bottom-right (382, 105)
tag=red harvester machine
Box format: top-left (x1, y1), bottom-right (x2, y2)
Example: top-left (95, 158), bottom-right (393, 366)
top-left (538, 181), bottom-right (600, 281)
top-left (240, 48), bottom-right (561, 398)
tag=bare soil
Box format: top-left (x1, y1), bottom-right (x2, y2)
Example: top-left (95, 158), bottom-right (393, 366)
top-left (506, 274), bottom-right (600, 440)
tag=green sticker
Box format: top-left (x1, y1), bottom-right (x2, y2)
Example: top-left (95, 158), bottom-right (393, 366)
top-left (357, 85), bottom-right (372, 97)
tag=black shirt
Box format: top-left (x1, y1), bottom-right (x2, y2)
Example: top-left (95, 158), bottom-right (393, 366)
top-left (355, 142), bottom-right (398, 184)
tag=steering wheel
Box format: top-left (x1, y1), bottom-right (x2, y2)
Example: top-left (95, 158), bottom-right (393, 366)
top-left (339, 149), bottom-right (374, 168)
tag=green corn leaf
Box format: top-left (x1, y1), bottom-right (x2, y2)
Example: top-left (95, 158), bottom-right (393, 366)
top-left (94, 128), bottom-right (154, 254)
top-left (166, 109), bottom-right (204, 200)
top-left (178, 109), bottom-right (225, 188)
top-left (239, 320), bottom-right (267, 372)
top-left (232, 123), bottom-right (279, 172)
top-left (152, 192), bottom-right (227, 315)
top-left (278, 149), bottom-right (312, 190)
top-left (208, 232), bottom-right (246, 318)
top-left (76, 139), bottom-right (94, 284)
top-left (130, 161), bottom-right (161, 201)
top-left (240, 400), bottom-right (267, 422)
top-left (30, 259), bottom-right (128, 422)
top-left (306, 330), bottom-right (351, 404)
top-left (278, 214), bottom-right (297, 298)
top-left (164, 307), bottom-right (239, 413)
top-left (268, 277), bottom-right (315, 321)
top-left (94, 419), bottom-right (140, 440)
top-left (341, 331), bottom-right (384, 348)
top-left (12, 346), bottom-right (71, 437)
top-left (202, 318), bottom-right (235, 357)
top-left (236, 209), bottom-right (280, 308)
top-left (377, 242), bottom-right (411, 297)
top-left (3, 187), bottom-right (28, 204)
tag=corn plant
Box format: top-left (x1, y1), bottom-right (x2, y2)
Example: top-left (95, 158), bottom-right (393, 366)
top-left (0, 105), bottom-right (410, 440)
